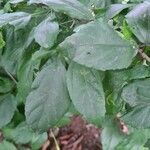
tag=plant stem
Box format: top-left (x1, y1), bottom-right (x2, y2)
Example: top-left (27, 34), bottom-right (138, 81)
top-left (59, 20), bottom-right (74, 25)
top-left (138, 49), bottom-right (150, 63)
top-left (5, 69), bottom-right (18, 84)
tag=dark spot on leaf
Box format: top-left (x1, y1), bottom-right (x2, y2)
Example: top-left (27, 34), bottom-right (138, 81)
top-left (86, 52), bottom-right (91, 55)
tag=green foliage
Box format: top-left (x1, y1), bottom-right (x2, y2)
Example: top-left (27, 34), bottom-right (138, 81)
top-left (0, 12), bottom-right (31, 30)
top-left (126, 1), bottom-right (150, 44)
top-left (101, 120), bottom-right (126, 150)
top-left (106, 4), bottom-right (131, 19)
top-left (0, 32), bottom-right (5, 48)
top-left (122, 78), bottom-right (150, 128)
top-left (0, 76), bottom-right (14, 93)
top-left (3, 122), bottom-right (34, 144)
top-left (115, 129), bottom-right (150, 150)
top-left (0, 0), bottom-right (150, 149)
top-left (0, 140), bottom-right (17, 150)
top-left (0, 94), bottom-right (16, 128)
top-left (61, 19), bottom-right (137, 70)
top-left (34, 16), bottom-right (59, 48)
top-left (67, 62), bottom-right (105, 123)
top-left (25, 59), bottom-right (70, 131)
top-left (29, 0), bottom-right (94, 20)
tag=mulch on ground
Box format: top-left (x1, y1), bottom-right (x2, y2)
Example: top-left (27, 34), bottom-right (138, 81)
top-left (42, 116), bottom-right (102, 150)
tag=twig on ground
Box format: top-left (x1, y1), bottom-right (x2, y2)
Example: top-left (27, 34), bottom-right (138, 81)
top-left (50, 129), bottom-right (60, 150)
top-left (42, 140), bottom-right (50, 150)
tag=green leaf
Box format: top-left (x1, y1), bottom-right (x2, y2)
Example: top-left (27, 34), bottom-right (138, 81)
top-left (79, 0), bottom-right (100, 8)
top-left (2, 124), bottom-right (46, 147)
top-left (115, 129), bottom-right (150, 150)
top-left (31, 132), bottom-right (47, 150)
top-left (122, 20), bottom-right (133, 40)
top-left (10, 122), bottom-right (34, 144)
top-left (16, 60), bottom-right (35, 104)
top-left (0, 12), bottom-right (31, 30)
top-left (60, 19), bottom-right (136, 71)
top-left (29, 0), bottom-right (94, 20)
top-left (9, 0), bottom-right (25, 4)
top-left (0, 94), bottom-right (16, 128)
top-left (121, 78), bottom-right (150, 128)
top-left (34, 17), bottom-right (59, 48)
top-left (108, 65), bottom-right (150, 93)
top-left (101, 120), bottom-right (125, 150)
top-left (16, 53), bottom-right (40, 104)
top-left (105, 65), bottom-right (150, 114)
top-left (0, 32), bottom-right (5, 49)
top-left (0, 26), bottom-right (34, 74)
top-left (101, 119), bottom-right (150, 150)
top-left (122, 78), bottom-right (150, 107)
top-left (106, 4), bottom-right (131, 19)
top-left (17, 48), bottom-right (56, 104)
top-left (25, 59), bottom-right (70, 131)
top-left (67, 62), bottom-right (105, 123)
top-left (3, 122), bottom-right (34, 144)
top-left (123, 105), bottom-right (150, 128)
top-left (0, 141), bottom-right (17, 150)
top-left (129, 0), bottom-right (143, 3)
top-left (79, 0), bottom-right (111, 9)
top-left (126, 2), bottom-right (150, 45)
top-left (0, 76), bottom-right (14, 93)
top-left (31, 48), bottom-right (55, 61)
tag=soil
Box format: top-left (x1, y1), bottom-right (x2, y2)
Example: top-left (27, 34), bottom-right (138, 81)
top-left (42, 116), bottom-right (102, 150)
